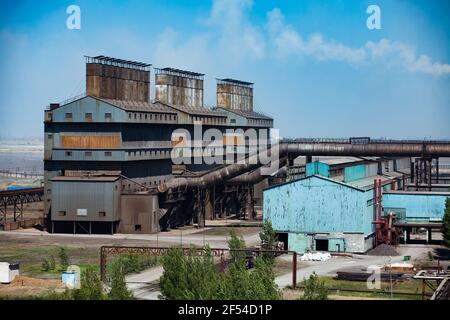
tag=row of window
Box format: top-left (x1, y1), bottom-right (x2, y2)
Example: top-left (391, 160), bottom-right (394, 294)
top-left (58, 211), bottom-right (106, 217)
top-left (128, 112), bottom-right (177, 121)
top-left (62, 112), bottom-right (271, 126)
top-left (248, 119), bottom-right (272, 126)
top-left (65, 151), bottom-right (112, 157)
top-left (64, 150), bottom-right (171, 158)
top-left (127, 150), bottom-right (171, 157)
top-left (65, 113), bottom-right (112, 121)
top-left (192, 116), bottom-right (227, 124)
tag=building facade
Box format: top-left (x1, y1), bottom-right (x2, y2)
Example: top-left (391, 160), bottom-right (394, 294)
top-left (44, 56), bottom-right (273, 234)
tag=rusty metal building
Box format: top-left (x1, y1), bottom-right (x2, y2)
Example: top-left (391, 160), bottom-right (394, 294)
top-left (43, 56), bottom-right (273, 234)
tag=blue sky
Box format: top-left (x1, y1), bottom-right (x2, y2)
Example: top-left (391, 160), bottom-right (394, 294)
top-left (0, 0), bottom-right (449, 139)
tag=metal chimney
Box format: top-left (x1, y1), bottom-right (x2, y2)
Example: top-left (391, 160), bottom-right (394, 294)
top-left (85, 56), bottom-right (151, 102)
top-left (155, 68), bottom-right (204, 108)
top-left (216, 78), bottom-right (253, 111)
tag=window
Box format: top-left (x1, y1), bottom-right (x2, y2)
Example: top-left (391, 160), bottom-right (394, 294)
top-left (129, 113), bottom-right (132, 119)
top-left (65, 113), bottom-right (73, 120)
top-left (150, 114), bottom-right (153, 120)
top-left (134, 114), bottom-right (137, 119)
top-left (47, 134), bottom-right (53, 139)
top-left (145, 114), bottom-right (148, 119)
top-left (58, 211), bottom-right (66, 216)
top-left (65, 151), bottom-right (72, 157)
top-left (99, 211), bottom-right (106, 217)
top-left (135, 225), bottom-right (142, 231)
top-left (85, 151), bottom-right (92, 157)
top-left (160, 114), bottom-right (162, 120)
top-left (104, 151), bottom-right (112, 157)
top-left (105, 113), bottom-right (112, 121)
top-left (230, 119), bottom-right (236, 124)
top-left (85, 113), bottom-right (92, 121)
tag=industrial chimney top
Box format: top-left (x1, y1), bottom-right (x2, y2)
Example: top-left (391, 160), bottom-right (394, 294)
top-left (217, 78), bottom-right (253, 87)
top-left (85, 55), bottom-right (151, 71)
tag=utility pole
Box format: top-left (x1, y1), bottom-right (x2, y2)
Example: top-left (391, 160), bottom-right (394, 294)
top-left (389, 256), bottom-right (393, 299)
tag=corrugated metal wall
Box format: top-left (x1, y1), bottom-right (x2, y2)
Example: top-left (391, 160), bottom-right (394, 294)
top-left (344, 164), bottom-right (366, 182)
top-left (51, 179), bottom-right (121, 222)
top-left (383, 193), bottom-right (448, 221)
top-left (264, 176), bottom-right (374, 235)
top-left (306, 162), bottom-right (330, 177)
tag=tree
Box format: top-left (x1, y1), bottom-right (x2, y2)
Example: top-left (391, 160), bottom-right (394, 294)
top-left (72, 266), bottom-right (105, 300)
top-left (228, 229), bottom-right (246, 264)
top-left (58, 247), bottom-right (70, 270)
top-left (443, 197), bottom-right (450, 248)
top-left (259, 220), bottom-right (279, 264)
top-left (159, 247), bottom-right (220, 300)
top-left (108, 262), bottom-right (133, 300)
top-left (301, 272), bottom-right (328, 300)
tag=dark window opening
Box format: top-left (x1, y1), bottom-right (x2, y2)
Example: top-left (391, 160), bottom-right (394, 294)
top-left (135, 225), bottom-right (142, 231)
top-left (85, 151), bottom-right (92, 157)
top-left (65, 151), bottom-right (72, 157)
top-left (104, 151), bottom-right (112, 157)
top-left (105, 113), bottom-right (112, 121)
top-left (65, 113), bottom-right (73, 119)
top-left (315, 239), bottom-right (329, 251)
top-left (85, 113), bottom-right (93, 121)
top-left (58, 211), bottom-right (66, 216)
top-left (99, 212), bottom-right (106, 217)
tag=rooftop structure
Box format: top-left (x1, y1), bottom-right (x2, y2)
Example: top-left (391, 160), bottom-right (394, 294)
top-left (85, 55), bottom-right (151, 102)
top-left (216, 78), bottom-right (254, 112)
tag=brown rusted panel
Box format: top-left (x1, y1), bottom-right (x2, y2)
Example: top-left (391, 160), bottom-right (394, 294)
top-left (61, 135), bottom-right (120, 149)
top-left (85, 63), bottom-right (149, 102)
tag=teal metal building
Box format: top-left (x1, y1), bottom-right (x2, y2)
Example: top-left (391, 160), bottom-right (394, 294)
top-left (264, 175), bottom-right (377, 253)
top-left (264, 158), bottom-right (448, 253)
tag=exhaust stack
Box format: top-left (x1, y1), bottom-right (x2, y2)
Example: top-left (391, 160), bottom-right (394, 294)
top-left (216, 78), bottom-right (253, 111)
top-left (155, 68), bottom-right (204, 108)
top-left (85, 55), bottom-right (151, 102)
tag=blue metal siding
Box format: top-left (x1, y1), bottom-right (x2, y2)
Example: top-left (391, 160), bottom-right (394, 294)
top-left (383, 193), bottom-right (448, 221)
top-left (344, 164), bottom-right (366, 182)
top-left (52, 97), bottom-right (126, 123)
top-left (264, 176), bottom-right (374, 236)
top-left (305, 162), bottom-right (329, 177)
top-left (52, 149), bottom-right (125, 161)
top-left (288, 233), bottom-right (309, 253)
top-left (328, 238), bottom-right (345, 252)
top-left (221, 110), bottom-right (247, 126)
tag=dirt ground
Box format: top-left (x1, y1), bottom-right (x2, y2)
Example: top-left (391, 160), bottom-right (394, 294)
top-left (0, 276), bottom-right (64, 298)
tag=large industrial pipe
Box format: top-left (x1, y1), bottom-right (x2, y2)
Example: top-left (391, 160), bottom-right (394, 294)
top-left (226, 157), bottom-right (287, 185)
top-left (282, 141), bottom-right (450, 157)
top-left (159, 140), bottom-right (450, 192)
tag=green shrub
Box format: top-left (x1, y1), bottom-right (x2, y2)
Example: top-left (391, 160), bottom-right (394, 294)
top-left (301, 272), bottom-right (328, 300)
top-left (108, 263), bottom-right (133, 300)
top-left (58, 247), bottom-right (70, 270)
top-left (72, 266), bottom-right (106, 300)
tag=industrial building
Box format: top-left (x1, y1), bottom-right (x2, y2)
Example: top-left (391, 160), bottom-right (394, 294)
top-left (43, 55), bottom-right (450, 238)
top-left (44, 56), bottom-right (273, 234)
top-left (264, 157), bottom-right (450, 253)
